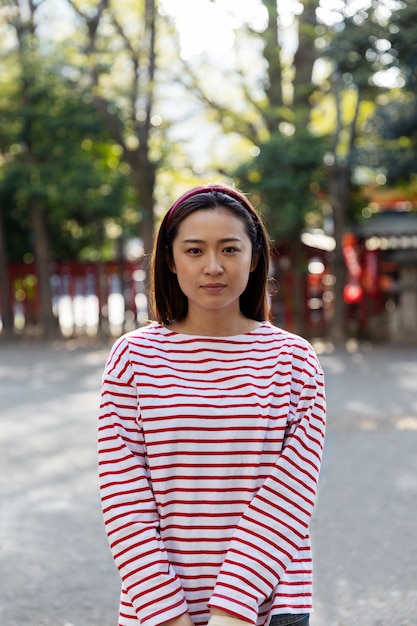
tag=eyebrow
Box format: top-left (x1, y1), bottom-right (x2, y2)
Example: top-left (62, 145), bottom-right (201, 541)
top-left (181, 237), bottom-right (243, 244)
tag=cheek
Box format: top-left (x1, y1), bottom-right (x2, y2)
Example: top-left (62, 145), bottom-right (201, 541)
top-left (172, 256), bottom-right (183, 274)
top-left (171, 258), bottom-right (193, 283)
top-left (170, 248), bottom-right (189, 276)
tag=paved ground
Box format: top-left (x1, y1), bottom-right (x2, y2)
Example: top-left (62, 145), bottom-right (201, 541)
top-left (1, 337), bottom-right (416, 626)
top-left (310, 340), bottom-right (417, 626)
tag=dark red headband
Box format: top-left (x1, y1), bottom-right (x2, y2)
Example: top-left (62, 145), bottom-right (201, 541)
top-left (165, 185), bottom-right (259, 229)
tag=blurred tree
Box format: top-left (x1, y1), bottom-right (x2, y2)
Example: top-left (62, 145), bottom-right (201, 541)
top-left (239, 0), bottom-right (326, 232)
top-left (0, 0), bottom-right (60, 338)
top-left (235, 129), bottom-right (326, 331)
top-left (0, 1), bottom-right (131, 337)
top-left (243, 0), bottom-right (327, 333)
top-left (2, 0), bottom-right (415, 341)
top-left (0, 197), bottom-right (13, 337)
top-left (169, 0), bottom-right (415, 339)
top-left (63, 0), bottom-right (159, 256)
top-left (0, 79), bottom-right (130, 263)
top-left (236, 131), bottom-right (326, 240)
top-left (317, 0), bottom-right (407, 340)
top-left (365, 1), bottom-right (417, 186)
top-left (171, 0), bottom-right (324, 333)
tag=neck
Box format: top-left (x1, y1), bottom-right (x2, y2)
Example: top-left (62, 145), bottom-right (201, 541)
top-left (169, 311), bottom-right (260, 337)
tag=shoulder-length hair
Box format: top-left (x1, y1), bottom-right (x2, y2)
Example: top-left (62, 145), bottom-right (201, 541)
top-left (149, 185), bottom-right (272, 324)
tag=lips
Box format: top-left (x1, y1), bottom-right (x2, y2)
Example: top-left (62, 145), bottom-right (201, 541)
top-left (201, 283), bottom-right (226, 293)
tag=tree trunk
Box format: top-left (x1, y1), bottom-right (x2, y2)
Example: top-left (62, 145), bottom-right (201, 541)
top-left (263, 0), bottom-right (284, 132)
top-left (30, 201), bottom-right (61, 339)
top-left (293, 0), bottom-right (319, 124)
top-left (86, 0), bottom-right (157, 322)
top-left (291, 240), bottom-right (307, 337)
top-left (130, 155), bottom-right (155, 317)
top-left (130, 153), bottom-right (155, 256)
top-left (327, 162), bottom-right (350, 343)
top-left (0, 199), bottom-right (14, 338)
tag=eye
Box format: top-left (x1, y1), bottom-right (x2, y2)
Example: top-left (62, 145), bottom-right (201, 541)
top-left (186, 247), bottom-right (201, 255)
top-left (223, 246), bottom-right (239, 254)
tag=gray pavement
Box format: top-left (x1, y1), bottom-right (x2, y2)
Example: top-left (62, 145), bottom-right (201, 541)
top-left (1, 337), bottom-right (416, 626)
top-left (311, 340), bottom-right (417, 626)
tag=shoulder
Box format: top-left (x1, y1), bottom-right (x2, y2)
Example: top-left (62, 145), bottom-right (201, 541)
top-left (104, 322), bottom-right (167, 380)
top-left (259, 322), bottom-right (323, 377)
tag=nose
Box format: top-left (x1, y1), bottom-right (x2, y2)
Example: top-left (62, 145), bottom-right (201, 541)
top-left (204, 252), bottom-right (223, 275)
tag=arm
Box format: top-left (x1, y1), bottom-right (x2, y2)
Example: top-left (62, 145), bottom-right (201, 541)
top-left (98, 339), bottom-right (190, 626)
top-left (160, 613), bottom-right (195, 626)
top-left (209, 609), bottom-right (253, 626)
top-left (208, 363), bottom-right (326, 623)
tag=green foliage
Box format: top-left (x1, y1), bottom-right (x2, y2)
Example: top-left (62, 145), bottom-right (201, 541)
top-left (234, 130), bottom-right (327, 241)
top-left (2, 0), bottom-right (417, 262)
top-left (389, 2), bottom-right (417, 91)
top-left (319, 2), bottom-right (392, 93)
top-left (368, 99), bottom-right (417, 185)
top-left (375, 1), bottom-right (417, 185)
top-left (0, 65), bottom-right (134, 262)
top-left (354, 1), bottom-right (417, 186)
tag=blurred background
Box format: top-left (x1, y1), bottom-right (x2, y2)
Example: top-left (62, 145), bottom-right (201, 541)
top-left (1, 5), bottom-right (417, 625)
top-left (1, 0), bottom-right (417, 344)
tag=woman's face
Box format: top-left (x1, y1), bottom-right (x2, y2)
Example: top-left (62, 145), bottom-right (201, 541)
top-left (170, 207), bottom-right (257, 318)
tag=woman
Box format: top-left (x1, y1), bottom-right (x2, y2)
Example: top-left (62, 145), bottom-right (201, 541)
top-left (98, 185), bottom-right (326, 626)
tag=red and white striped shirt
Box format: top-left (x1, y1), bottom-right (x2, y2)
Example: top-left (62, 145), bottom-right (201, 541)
top-left (98, 322), bottom-right (326, 626)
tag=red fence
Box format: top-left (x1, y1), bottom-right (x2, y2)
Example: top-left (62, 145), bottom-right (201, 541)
top-left (2, 257), bottom-right (332, 338)
top-left (1, 244), bottom-right (388, 340)
top-left (1, 260), bottom-right (148, 337)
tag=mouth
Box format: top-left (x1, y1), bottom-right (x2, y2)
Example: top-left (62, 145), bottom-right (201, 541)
top-left (201, 283), bottom-right (226, 293)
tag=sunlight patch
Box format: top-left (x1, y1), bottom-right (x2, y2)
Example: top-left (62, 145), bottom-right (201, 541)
top-left (395, 416), bottom-right (417, 431)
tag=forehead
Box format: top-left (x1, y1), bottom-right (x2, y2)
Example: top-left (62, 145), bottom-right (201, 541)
top-left (176, 207), bottom-right (248, 236)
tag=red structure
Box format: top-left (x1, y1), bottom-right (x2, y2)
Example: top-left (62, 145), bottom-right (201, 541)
top-left (2, 259), bottom-right (148, 337)
top-left (2, 208), bottom-right (417, 341)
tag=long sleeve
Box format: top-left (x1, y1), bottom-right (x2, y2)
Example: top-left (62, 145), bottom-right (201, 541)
top-left (98, 323), bottom-right (326, 626)
top-left (208, 365), bottom-right (326, 623)
top-left (98, 338), bottom-right (188, 626)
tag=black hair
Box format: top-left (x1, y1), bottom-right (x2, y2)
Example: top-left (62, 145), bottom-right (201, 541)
top-left (149, 185), bottom-right (271, 324)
